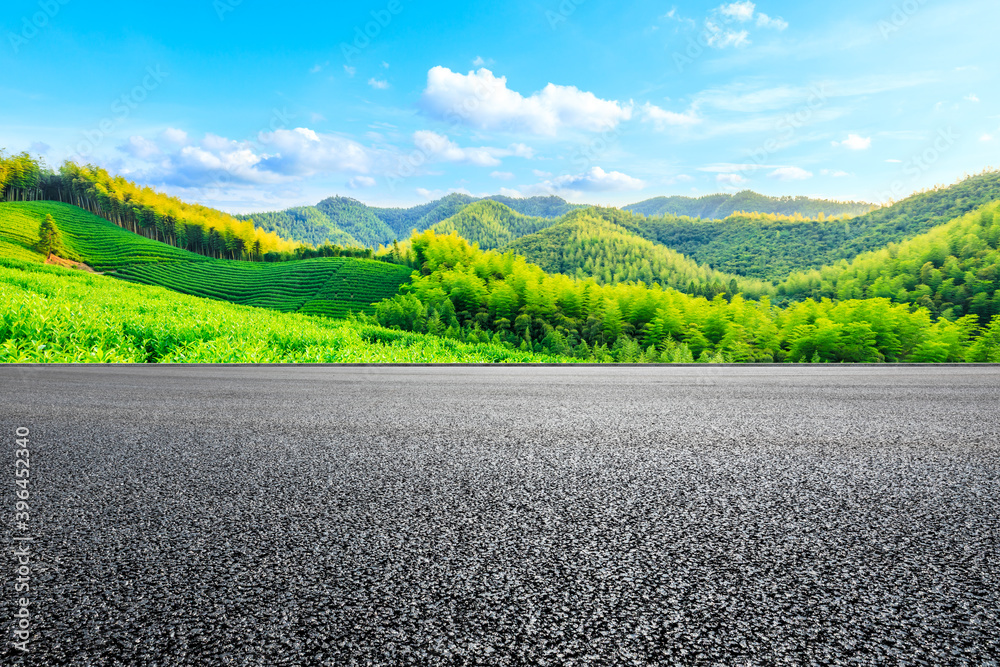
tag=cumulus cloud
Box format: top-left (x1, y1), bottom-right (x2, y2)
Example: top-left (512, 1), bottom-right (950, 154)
top-left (119, 127), bottom-right (385, 188)
top-left (769, 166), bottom-right (813, 181)
top-left (118, 136), bottom-right (161, 160)
top-left (965, 94), bottom-right (980, 103)
top-left (368, 78), bottom-right (390, 90)
top-left (421, 67), bottom-right (633, 136)
top-left (717, 173), bottom-right (748, 186)
top-left (525, 167), bottom-right (645, 196)
top-left (718, 1), bottom-right (755, 22)
top-left (832, 134), bottom-right (872, 150)
top-left (159, 128), bottom-right (190, 146)
top-left (641, 102), bottom-right (701, 130)
top-left (412, 131), bottom-right (534, 167)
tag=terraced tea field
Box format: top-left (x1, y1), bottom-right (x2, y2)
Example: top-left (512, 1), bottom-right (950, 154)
top-left (0, 201), bottom-right (208, 270)
top-left (1, 202), bottom-right (414, 318)
top-left (116, 257), bottom-right (412, 317)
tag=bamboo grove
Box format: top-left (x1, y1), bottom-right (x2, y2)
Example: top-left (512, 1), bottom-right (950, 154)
top-left (374, 230), bottom-right (1000, 363)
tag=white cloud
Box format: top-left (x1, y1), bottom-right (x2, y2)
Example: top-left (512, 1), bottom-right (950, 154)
top-left (421, 66), bottom-right (633, 136)
top-left (526, 167), bottom-right (645, 196)
top-left (885, 159), bottom-right (902, 163)
top-left (768, 166), bottom-right (813, 181)
top-left (159, 128), bottom-right (190, 146)
top-left (348, 176), bottom-right (377, 189)
top-left (982, 134), bottom-right (994, 142)
top-left (701, 2), bottom-right (787, 49)
top-left (490, 171), bottom-right (515, 180)
top-left (121, 126), bottom-right (387, 188)
top-left (472, 56), bottom-right (494, 67)
top-left (716, 173), bottom-right (748, 186)
top-left (718, 1), bottom-right (755, 22)
top-left (119, 136), bottom-right (161, 160)
top-left (641, 102), bottom-right (701, 129)
top-left (412, 131), bottom-right (533, 167)
top-left (832, 134), bottom-right (872, 150)
top-left (705, 22), bottom-right (750, 48)
top-left (532, 169), bottom-right (552, 178)
top-left (368, 78), bottom-right (390, 90)
top-left (755, 13), bottom-right (788, 30)
top-left (310, 64), bottom-right (323, 74)
top-left (966, 94), bottom-right (980, 103)
top-left (821, 169), bottom-right (852, 178)
top-left (498, 187), bottom-right (523, 198)
top-left (344, 66), bottom-right (356, 77)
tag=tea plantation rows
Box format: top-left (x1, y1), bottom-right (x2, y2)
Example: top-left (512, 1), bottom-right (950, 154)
top-left (0, 201), bottom-right (207, 271)
top-left (1, 202), bottom-right (414, 319)
top-left (115, 257), bottom-right (413, 317)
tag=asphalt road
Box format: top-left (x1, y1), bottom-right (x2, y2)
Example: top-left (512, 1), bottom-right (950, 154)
top-left (2, 365), bottom-right (999, 665)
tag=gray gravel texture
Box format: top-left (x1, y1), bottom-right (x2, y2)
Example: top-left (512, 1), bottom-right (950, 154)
top-left (1, 365), bottom-right (999, 666)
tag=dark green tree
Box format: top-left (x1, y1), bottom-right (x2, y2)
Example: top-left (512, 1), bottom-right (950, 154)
top-left (36, 214), bottom-right (62, 257)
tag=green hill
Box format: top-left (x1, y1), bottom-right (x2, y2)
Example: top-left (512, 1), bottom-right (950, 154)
top-left (778, 202), bottom-right (1000, 322)
top-left (0, 201), bottom-right (412, 318)
top-left (505, 208), bottom-right (773, 299)
top-left (248, 207), bottom-right (361, 248)
top-left (622, 171), bottom-right (1000, 281)
top-left (625, 190), bottom-right (872, 219)
top-left (116, 257), bottom-right (411, 318)
top-left (428, 200), bottom-right (557, 250)
top-left (0, 201), bottom-right (210, 270)
top-left (0, 258), bottom-right (558, 363)
top-left (243, 193), bottom-right (582, 248)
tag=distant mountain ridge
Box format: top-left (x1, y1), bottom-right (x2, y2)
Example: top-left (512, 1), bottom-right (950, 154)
top-left (625, 190), bottom-right (873, 219)
top-left (241, 194), bottom-right (584, 248)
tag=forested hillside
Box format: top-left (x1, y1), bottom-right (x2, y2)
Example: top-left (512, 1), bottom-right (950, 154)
top-left (624, 171), bottom-right (1000, 281)
top-left (375, 230), bottom-right (998, 363)
top-left (428, 200), bottom-right (556, 250)
top-left (506, 208), bottom-right (772, 299)
top-left (1, 154), bottom-right (301, 260)
top-left (249, 207), bottom-right (361, 248)
top-left (778, 203), bottom-right (1000, 322)
top-left (243, 193), bottom-right (582, 248)
top-left (625, 190), bottom-right (872, 219)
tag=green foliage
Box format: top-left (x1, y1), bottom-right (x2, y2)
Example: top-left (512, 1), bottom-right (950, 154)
top-left (244, 206), bottom-right (362, 247)
top-left (116, 256), bottom-right (411, 318)
top-left (0, 258), bottom-right (566, 364)
top-left (0, 150), bottom-right (45, 202)
top-left (1, 201), bottom-right (203, 269)
top-left (375, 230), bottom-right (995, 363)
top-left (34, 214), bottom-right (62, 256)
top-left (778, 203), bottom-right (1000, 323)
top-left (506, 208), bottom-right (772, 299)
top-left (625, 190), bottom-right (872, 219)
top-left (626, 171), bottom-right (1000, 280)
top-left (248, 193), bottom-right (582, 249)
top-left (429, 200), bottom-right (558, 250)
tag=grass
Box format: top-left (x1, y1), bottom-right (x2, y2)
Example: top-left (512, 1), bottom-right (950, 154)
top-left (0, 257), bottom-right (570, 363)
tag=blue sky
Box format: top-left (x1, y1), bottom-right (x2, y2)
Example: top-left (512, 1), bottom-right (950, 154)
top-left (2, 0), bottom-right (997, 213)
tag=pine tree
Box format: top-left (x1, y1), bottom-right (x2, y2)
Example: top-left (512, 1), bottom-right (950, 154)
top-left (36, 214), bottom-right (62, 257)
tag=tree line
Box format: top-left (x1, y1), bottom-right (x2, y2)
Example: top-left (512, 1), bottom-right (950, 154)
top-left (373, 230), bottom-right (998, 363)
